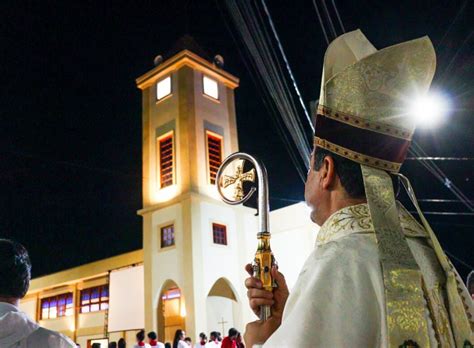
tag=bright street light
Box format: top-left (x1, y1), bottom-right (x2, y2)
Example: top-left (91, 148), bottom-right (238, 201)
top-left (408, 91), bottom-right (450, 128)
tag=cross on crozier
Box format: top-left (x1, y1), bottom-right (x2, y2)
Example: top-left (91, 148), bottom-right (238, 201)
top-left (222, 161), bottom-right (256, 201)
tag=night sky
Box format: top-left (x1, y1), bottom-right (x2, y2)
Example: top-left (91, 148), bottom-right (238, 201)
top-left (1, 1), bottom-right (473, 280)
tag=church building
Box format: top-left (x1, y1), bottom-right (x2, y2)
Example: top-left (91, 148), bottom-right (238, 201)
top-left (19, 37), bottom-right (318, 347)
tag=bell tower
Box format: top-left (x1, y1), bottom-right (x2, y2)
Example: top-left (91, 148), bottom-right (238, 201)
top-left (136, 36), bottom-right (240, 207)
top-left (136, 37), bottom-right (254, 342)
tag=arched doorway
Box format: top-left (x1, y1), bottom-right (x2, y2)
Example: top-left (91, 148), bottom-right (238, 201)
top-left (157, 280), bottom-right (186, 343)
top-left (206, 278), bottom-right (239, 337)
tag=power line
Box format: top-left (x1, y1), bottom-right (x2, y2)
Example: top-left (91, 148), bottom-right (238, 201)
top-left (222, 0), bottom-right (311, 182)
top-left (330, 0), bottom-right (345, 33)
top-left (409, 211), bottom-right (474, 216)
top-left (311, 0), bottom-right (329, 44)
top-left (320, 0), bottom-right (337, 40)
top-left (261, 0), bottom-right (314, 133)
top-left (405, 157), bottom-right (474, 161)
top-left (409, 142), bottom-right (474, 212)
top-left (416, 198), bottom-right (473, 203)
top-left (445, 250), bottom-right (474, 271)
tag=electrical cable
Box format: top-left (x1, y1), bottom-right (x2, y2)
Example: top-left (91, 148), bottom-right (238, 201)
top-left (331, 0), bottom-right (345, 33)
top-left (261, 0), bottom-right (314, 133)
top-left (320, 0), bottom-right (337, 40)
top-left (311, 0), bottom-right (329, 44)
top-left (222, 0), bottom-right (311, 182)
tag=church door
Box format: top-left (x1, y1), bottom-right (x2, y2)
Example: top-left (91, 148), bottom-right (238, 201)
top-left (158, 282), bottom-right (186, 343)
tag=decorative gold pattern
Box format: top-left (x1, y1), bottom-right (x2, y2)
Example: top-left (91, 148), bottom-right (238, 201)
top-left (316, 202), bottom-right (426, 246)
top-left (221, 162), bottom-right (255, 201)
top-left (322, 37), bottom-right (435, 131)
top-left (361, 165), bottom-right (430, 347)
top-left (396, 204), bottom-right (428, 237)
top-left (386, 269), bottom-right (427, 342)
top-left (423, 282), bottom-right (456, 347)
top-left (317, 104), bottom-right (413, 140)
top-left (315, 198), bottom-right (473, 346)
top-left (314, 136), bottom-right (402, 173)
top-left (397, 174), bottom-right (474, 345)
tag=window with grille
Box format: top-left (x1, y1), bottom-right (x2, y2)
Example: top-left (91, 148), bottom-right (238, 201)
top-left (207, 132), bottom-right (222, 185)
top-left (158, 133), bottom-right (174, 188)
top-left (80, 285), bottom-right (109, 313)
top-left (161, 224), bottom-right (175, 248)
top-left (40, 293), bottom-right (73, 319)
top-left (212, 223), bottom-right (227, 245)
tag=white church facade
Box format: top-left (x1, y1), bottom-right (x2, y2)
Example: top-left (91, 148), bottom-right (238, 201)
top-left (19, 41), bottom-right (318, 347)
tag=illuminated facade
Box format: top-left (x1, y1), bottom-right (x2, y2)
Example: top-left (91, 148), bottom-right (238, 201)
top-left (21, 39), bottom-right (319, 347)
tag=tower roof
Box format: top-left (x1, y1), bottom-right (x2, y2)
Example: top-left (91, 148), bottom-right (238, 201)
top-left (165, 34), bottom-right (212, 62)
top-left (136, 35), bottom-right (239, 91)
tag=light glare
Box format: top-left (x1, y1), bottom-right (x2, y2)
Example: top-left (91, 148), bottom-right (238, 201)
top-left (409, 92), bottom-right (450, 128)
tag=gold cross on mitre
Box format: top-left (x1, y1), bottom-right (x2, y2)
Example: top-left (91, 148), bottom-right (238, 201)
top-left (222, 160), bottom-right (256, 201)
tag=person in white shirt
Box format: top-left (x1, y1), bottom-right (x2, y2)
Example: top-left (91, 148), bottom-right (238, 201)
top-left (134, 330), bottom-right (150, 348)
top-left (205, 332), bottom-right (220, 348)
top-left (172, 330), bottom-right (188, 348)
top-left (194, 332), bottom-right (207, 348)
top-left (147, 331), bottom-right (165, 348)
top-left (0, 239), bottom-right (76, 348)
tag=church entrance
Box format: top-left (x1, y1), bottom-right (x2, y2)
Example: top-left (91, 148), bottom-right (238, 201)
top-left (206, 278), bottom-right (239, 337)
top-left (157, 280), bottom-right (186, 343)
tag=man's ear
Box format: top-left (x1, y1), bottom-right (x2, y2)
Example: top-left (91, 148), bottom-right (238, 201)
top-left (321, 155), bottom-right (337, 190)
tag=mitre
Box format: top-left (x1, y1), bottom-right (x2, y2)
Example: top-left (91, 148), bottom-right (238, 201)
top-left (314, 29), bottom-right (436, 172)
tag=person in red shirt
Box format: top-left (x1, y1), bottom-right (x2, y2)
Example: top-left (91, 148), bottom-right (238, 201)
top-left (235, 333), bottom-right (244, 348)
top-left (220, 328), bottom-right (238, 348)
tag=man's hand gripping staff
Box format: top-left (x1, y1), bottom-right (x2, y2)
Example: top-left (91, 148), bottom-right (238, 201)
top-left (216, 152), bottom-right (279, 320)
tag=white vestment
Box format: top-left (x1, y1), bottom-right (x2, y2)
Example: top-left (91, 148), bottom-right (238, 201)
top-left (0, 302), bottom-right (75, 348)
top-left (205, 340), bottom-right (221, 348)
top-left (177, 340), bottom-right (189, 348)
top-left (263, 203), bottom-right (474, 347)
top-left (150, 342), bottom-right (165, 348)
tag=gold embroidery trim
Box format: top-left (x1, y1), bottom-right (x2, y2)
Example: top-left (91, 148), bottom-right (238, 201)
top-left (316, 203), bottom-right (428, 246)
top-left (314, 136), bottom-right (402, 173)
top-left (362, 166), bottom-right (430, 347)
top-left (317, 104), bottom-right (413, 141)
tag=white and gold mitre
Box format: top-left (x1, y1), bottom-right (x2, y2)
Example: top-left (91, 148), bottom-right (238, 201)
top-left (314, 29), bottom-right (436, 172)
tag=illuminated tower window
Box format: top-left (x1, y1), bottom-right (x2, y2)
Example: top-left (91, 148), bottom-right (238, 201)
top-left (203, 76), bottom-right (218, 99)
top-left (161, 224), bottom-right (175, 248)
top-left (158, 132), bottom-right (174, 188)
top-left (212, 223), bottom-right (227, 245)
top-left (156, 76), bottom-right (171, 100)
top-left (206, 131), bottom-right (222, 185)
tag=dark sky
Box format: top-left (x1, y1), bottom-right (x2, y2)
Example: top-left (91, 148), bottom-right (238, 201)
top-left (1, 1), bottom-right (473, 280)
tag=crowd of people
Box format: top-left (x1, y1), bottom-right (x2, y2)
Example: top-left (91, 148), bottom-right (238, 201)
top-left (121, 327), bottom-right (245, 348)
top-left (0, 238), bottom-right (248, 348)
